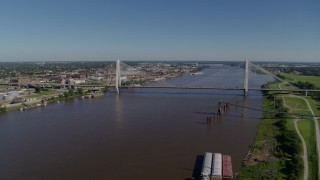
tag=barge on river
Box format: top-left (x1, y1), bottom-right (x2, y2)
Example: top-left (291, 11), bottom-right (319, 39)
top-left (200, 152), bottom-right (233, 180)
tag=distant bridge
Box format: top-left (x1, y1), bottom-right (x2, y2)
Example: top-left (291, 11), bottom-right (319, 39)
top-left (4, 60), bottom-right (319, 96)
top-left (10, 83), bottom-right (318, 96)
top-left (110, 59), bottom-right (317, 96)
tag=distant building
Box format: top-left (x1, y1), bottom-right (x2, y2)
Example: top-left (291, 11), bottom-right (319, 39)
top-left (71, 74), bottom-right (87, 80)
top-left (66, 79), bottom-right (85, 85)
top-left (293, 71), bottom-right (302, 75)
top-left (89, 76), bottom-right (104, 81)
top-left (0, 90), bottom-right (25, 101)
top-left (10, 77), bottom-right (37, 85)
top-left (50, 76), bottom-right (66, 84)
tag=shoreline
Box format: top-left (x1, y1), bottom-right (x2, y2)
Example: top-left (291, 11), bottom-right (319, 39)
top-left (0, 90), bottom-right (107, 113)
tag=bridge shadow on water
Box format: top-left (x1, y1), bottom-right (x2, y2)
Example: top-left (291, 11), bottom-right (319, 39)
top-left (193, 112), bottom-right (216, 125)
top-left (218, 113), bottom-right (262, 120)
top-left (194, 121), bottom-right (208, 125)
top-left (193, 111), bottom-right (263, 124)
top-left (193, 111), bottom-right (216, 115)
top-left (184, 155), bottom-right (204, 180)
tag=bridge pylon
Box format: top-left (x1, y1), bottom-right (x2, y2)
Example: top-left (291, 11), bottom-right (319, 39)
top-left (244, 59), bottom-right (249, 96)
top-left (115, 59), bottom-right (121, 94)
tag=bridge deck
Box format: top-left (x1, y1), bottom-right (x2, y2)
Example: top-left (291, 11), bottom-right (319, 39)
top-left (3, 83), bottom-right (320, 92)
top-left (119, 86), bottom-right (320, 92)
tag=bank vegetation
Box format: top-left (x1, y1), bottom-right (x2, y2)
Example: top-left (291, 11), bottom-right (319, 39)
top-left (238, 90), bottom-right (303, 179)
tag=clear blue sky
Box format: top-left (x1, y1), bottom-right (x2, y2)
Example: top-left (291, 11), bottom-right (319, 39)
top-left (0, 0), bottom-right (319, 62)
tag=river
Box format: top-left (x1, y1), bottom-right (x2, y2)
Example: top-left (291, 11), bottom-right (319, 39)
top-left (0, 64), bottom-right (273, 179)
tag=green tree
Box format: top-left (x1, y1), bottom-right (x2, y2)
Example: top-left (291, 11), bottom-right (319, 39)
top-left (35, 86), bottom-right (41, 93)
top-left (0, 106), bottom-right (6, 112)
top-left (63, 91), bottom-right (69, 98)
top-left (77, 88), bottom-right (84, 95)
top-left (67, 89), bottom-right (74, 96)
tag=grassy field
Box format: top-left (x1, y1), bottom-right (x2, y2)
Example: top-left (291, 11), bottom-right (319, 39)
top-left (254, 96), bottom-right (277, 143)
top-left (283, 96), bottom-right (313, 117)
top-left (304, 97), bottom-right (320, 143)
top-left (264, 81), bottom-right (293, 90)
top-left (298, 120), bottom-right (319, 180)
top-left (38, 89), bottom-right (59, 95)
top-left (283, 97), bottom-right (309, 110)
top-left (5, 104), bottom-right (22, 111)
top-left (0, 85), bottom-right (15, 90)
top-left (27, 89), bottom-right (59, 98)
top-left (258, 76), bottom-right (320, 179)
top-left (239, 92), bottom-right (303, 179)
top-left (283, 73), bottom-right (320, 88)
top-left (266, 82), bottom-right (282, 89)
top-left (282, 94), bottom-right (320, 179)
top-left (28, 94), bottom-right (42, 98)
top-left (306, 97), bottom-right (320, 117)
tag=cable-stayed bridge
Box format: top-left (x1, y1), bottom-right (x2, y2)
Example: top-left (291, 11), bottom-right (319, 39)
top-left (11, 60), bottom-right (319, 96)
top-left (110, 60), bottom-right (313, 96)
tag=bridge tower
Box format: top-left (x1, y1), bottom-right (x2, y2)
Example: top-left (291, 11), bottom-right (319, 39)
top-left (244, 59), bottom-right (249, 95)
top-left (115, 59), bottom-right (121, 93)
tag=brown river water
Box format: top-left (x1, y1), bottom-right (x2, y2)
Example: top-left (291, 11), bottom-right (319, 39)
top-left (0, 65), bottom-right (272, 179)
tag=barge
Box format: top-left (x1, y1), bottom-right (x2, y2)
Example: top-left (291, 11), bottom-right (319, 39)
top-left (200, 152), bottom-right (233, 180)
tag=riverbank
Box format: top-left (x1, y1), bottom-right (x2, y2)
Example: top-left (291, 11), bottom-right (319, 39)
top-left (0, 89), bottom-right (106, 113)
top-left (238, 90), bottom-right (303, 179)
